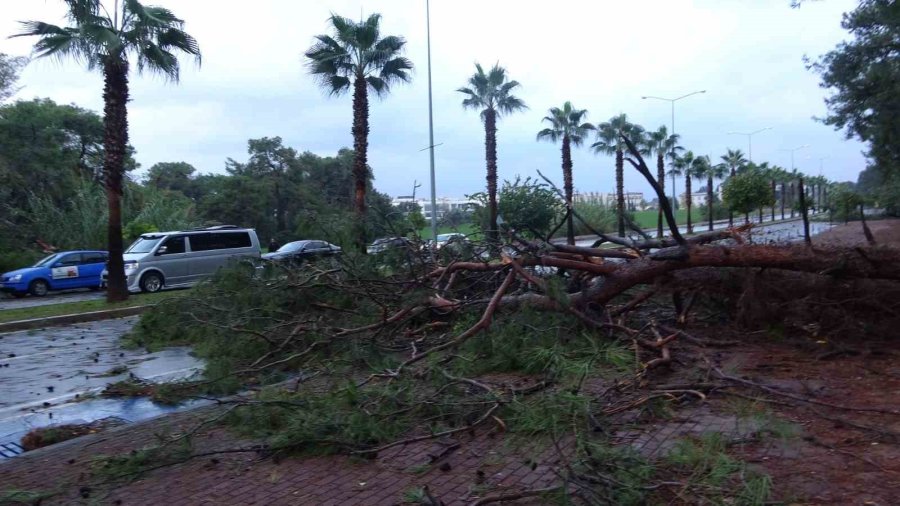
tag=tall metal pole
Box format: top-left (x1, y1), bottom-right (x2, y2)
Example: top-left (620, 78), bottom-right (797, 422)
top-left (643, 90), bottom-right (706, 214)
top-left (727, 127), bottom-right (771, 163)
top-left (426, 0), bottom-right (438, 246)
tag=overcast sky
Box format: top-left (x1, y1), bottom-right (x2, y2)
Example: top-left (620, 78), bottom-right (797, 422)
top-left (1, 0), bottom-right (866, 200)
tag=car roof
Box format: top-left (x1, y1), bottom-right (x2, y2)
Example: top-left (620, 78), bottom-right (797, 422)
top-left (141, 228), bottom-right (256, 237)
top-left (56, 250), bottom-right (107, 254)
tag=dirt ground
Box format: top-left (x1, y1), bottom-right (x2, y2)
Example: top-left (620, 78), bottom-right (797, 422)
top-left (1, 220), bottom-right (899, 505)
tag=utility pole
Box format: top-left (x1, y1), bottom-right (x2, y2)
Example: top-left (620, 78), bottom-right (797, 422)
top-left (425, 0), bottom-right (438, 246)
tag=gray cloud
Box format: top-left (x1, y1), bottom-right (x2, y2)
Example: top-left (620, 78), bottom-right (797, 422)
top-left (0, 0), bottom-right (866, 202)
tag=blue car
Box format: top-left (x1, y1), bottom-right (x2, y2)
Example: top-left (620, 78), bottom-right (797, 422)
top-left (0, 250), bottom-right (108, 297)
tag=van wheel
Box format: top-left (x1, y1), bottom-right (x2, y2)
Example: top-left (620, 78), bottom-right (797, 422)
top-left (29, 279), bottom-right (50, 297)
top-left (140, 272), bottom-right (163, 293)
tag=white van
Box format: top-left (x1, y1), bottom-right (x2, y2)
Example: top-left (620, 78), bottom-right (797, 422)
top-left (101, 226), bottom-right (261, 293)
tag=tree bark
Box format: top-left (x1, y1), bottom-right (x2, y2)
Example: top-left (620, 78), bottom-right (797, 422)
top-left (685, 173), bottom-right (693, 234)
top-left (657, 153), bottom-right (665, 238)
top-left (352, 74), bottom-right (370, 253)
top-left (616, 148), bottom-right (625, 237)
top-left (770, 180), bottom-right (776, 222)
top-left (707, 176), bottom-right (714, 231)
top-left (789, 181), bottom-right (795, 218)
top-left (102, 57), bottom-right (130, 303)
top-left (484, 108), bottom-right (499, 246)
top-left (562, 135), bottom-right (575, 245)
top-left (728, 168), bottom-right (735, 228)
top-left (799, 177), bottom-right (810, 245)
top-left (781, 181), bottom-right (786, 220)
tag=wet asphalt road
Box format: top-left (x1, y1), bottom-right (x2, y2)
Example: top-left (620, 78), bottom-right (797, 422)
top-left (0, 317), bottom-right (204, 448)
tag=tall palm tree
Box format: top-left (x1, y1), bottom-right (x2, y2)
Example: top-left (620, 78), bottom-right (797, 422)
top-left (15, 0), bottom-right (200, 302)
top-left (720, 148), bottom-right (748, 227)
top-left (703, 161), bottom-right (729, 231)
top-left (305, 13), bottom-right (412, 252)
top-left (593, 114), bottom-right (644, 236)
top-left (642, 126), bottom-right (681, 238)
top-left (537, 102), bottom-right (594, 245)
top-left (458, 63), bottom-right (526, 245)
top-left (674, 151), bottom-right (697, 234)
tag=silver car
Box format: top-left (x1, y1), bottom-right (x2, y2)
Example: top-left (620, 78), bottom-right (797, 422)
top-left (102, 226), bottom-right (261, 293)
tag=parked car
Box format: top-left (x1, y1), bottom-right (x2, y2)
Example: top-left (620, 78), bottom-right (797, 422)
top-left (0, 250), bottom-right (108, 297)
top-left (261, 240), bottom-right (341, 263)
top-left (367, 237), bottom-right (415, 255)
top-left (101, 225), bottom-right (260, 293)
top-left (433, 233), bottom-right (467, 250)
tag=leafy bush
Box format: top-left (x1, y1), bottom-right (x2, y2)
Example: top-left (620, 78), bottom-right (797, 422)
top-left (470, 177), bottom-right (564, 239)
top-left (722, 170), bottom-right (775, 216)
top-left (572, 202), bottom-right (617, 235)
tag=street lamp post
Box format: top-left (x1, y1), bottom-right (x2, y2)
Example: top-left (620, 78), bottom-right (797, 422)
top-left (425, 0), bottom-right (438, 247)
top-left (727, 127), bottom-right (772, 162)
top-left (781, 144), bottom-right (809, 171)
top-left (641, 90), bottom-right (706, 213)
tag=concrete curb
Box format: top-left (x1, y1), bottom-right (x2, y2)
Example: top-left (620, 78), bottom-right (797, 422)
top-left (0, 305), bottom-right (150, 333)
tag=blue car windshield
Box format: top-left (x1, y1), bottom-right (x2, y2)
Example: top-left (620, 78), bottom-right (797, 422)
top-left (126, 236), bottom-right (163, 254)
top-left (33, 253), bottom-right (60, 267)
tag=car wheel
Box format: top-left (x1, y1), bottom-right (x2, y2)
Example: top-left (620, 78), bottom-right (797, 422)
top-left (29, 279), bottom-right (49, 297)
top-left (140, 272), bottom-right (163, 293)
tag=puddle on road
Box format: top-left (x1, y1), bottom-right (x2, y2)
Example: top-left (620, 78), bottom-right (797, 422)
top-left (0, 316), bottom-right (205, 454)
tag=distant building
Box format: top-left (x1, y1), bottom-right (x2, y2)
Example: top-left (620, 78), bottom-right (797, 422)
top-left (574, 191), bottom-right (647, 210)
top-left (681, 192), bottom-right (709, 207)
top-left (391, 196), bottom-right (478, 220)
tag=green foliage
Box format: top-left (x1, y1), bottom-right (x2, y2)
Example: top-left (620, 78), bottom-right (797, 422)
top-left (829, 183), bottom-right (865, 222)
top-left (572, 202), bottom-right (617, 235)
top-left (573, 440), bottom-right (655, 505)
top-left (0, 53), bottom-right (27, 103)
top-left (809, 0), bottom-right (900, 174)
top-left (0, 488), bottom-right (56, 505)
top-left (470, 177), bottom-right (564, 238)
top-left (722, 169), bottom-right (775, 216)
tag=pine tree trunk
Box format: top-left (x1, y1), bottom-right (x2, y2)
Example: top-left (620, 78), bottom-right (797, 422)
top-left (352, 75), bottom-right (370, 253)
top-left (616, 148), bottom-right (625, 236)
top-left (685, 174), bottom-right (693, 234)
top-left (657, 153), bottom-right (665, 238)
top-left (102, 57), bottom-right (129, 303)
top-left (562, 135), bottom-right (575, 245)
top-left (707, 176), bottom-right (714, 231)
top-left (484, 108), bottom-right (498, 246)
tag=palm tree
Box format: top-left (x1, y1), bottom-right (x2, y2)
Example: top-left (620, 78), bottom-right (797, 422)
top-left (458, 63), bottom-right (526, 245)
top-left (305, 13), bottom-right (413, 252)
top-left (690, 156), bottom-right (727, 232)
top-left (720, 149), bottom-right (748, 227)
top-left (642, 126), bottom-right (681, 238)
top-left (537, 102), bottom-right (594, 245)
top-left (674, 151), bottom-right (697, 234)
top-left (15, 0), bottom-right (200, 302)
top-left (593, 114), bottom-right (644, 236)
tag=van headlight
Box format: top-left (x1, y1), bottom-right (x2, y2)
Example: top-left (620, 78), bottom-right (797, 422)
top-left (9, 274), bottom-right (21, 282)
top-left (124, 262), bottom-right (139, 273)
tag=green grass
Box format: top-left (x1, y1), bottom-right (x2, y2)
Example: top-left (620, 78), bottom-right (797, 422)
top-left (0, 290), bottom-right (185, 324)
top-left (415, 222), bottom-right (477, 238)
top-left (632, 209), bottom-right (688, 229)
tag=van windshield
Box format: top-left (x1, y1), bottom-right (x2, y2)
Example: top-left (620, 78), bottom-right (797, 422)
top-left (126, 236), bottom-right (163, 254)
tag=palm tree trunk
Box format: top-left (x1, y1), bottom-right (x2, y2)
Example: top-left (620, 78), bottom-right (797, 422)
top-left (352, 75), bottom-right (370, 253)
top-left (484, 108), bottom-right (498, 246)
top-left (562, 135), bottom-right (575, 245)
top-left (789, 181), bottom-right (795, 218)
top-left (102, 57), bottom-right (129, 303)
top-left (799, 177), bottom-right (810, 245)
top-left (657, 154), bottom-right (665, 238)
top-left (671, 172), bottom-right (678, 213)
top-left (685, 175), bottom-right (693, 234)
top-left (616, 148), bottom-right (625, 237)
top-left (781, 181), bottom-right (786, 220)
top-left (770, 180), bottom-right (776, 222)
top-left (707, 176), bottom-right (714, 231)
top-left (728, 168), bottom-right (735, 227)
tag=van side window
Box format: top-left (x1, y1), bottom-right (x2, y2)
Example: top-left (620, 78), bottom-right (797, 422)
top-left (161, 236), bottom-right (186, 254)
top-left (81, 252), bottom-right (107, 264)
top-left (189, 232), bottom-right (251, 251)
top-left (56, 254), bottom-right (81, 267)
